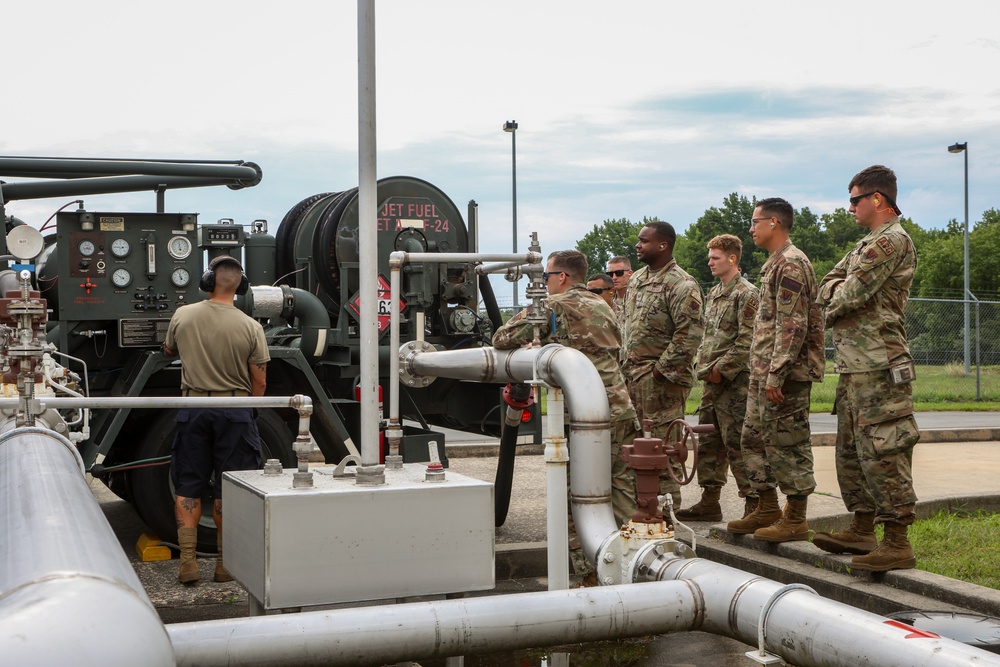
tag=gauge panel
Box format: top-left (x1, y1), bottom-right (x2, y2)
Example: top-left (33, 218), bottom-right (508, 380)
top-left (111, 238), bottom-right (131, 258)
top-left (111, 268), bottom-right (132, 288)
top-left (168, 235), bottom-right (193, 260)
top-left (171, 267), bottom-right (191, 287)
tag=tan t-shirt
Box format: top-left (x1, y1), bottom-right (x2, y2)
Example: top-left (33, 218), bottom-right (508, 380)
top-left (164, 300), bottom-right (269, 394)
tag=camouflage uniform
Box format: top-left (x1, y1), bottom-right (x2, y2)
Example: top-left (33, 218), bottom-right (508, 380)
top-left (621, 258), bottom-right (704, 500)
top-left (742, 241), bottom-right (824, 495)
top-left (818, 217), bottom-right (919, 525)
top-left (694, 274), bottom-right (759, 498)
top-left (492, 284), bottom-right (639, 574)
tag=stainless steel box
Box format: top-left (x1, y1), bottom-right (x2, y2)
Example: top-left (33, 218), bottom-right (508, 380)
top-left (222, 464), bottom-right (494, 609)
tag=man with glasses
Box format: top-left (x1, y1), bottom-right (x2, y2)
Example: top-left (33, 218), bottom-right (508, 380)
top-left (621, 221), bottom-right (704, 509)
top-left (813, 165), bottom-right (919, 572)
top-left (606, 256), bottom-right (634, 321)
top-left (587, 273), bottom-right (614, 308)
top-left (676, 234), bottom-right (759, 523)
top-left (726, 198), bottom-right (824, 543)
top-left (492, 250), bottom-right (639, 585)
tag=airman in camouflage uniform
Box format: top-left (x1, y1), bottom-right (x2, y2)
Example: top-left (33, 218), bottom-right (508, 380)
top-left (813, 165), bottom-right (920, 572)
top-left (493, 250), bottom-right (639, 582)
top-left (726, 198), bottom-right (824, 543)
top-left (676, 234), bottom-right (759, 523)
top-left (607, 256), bottom-right (633, 325)
top-left (621, 221), bottom-right (704, 506)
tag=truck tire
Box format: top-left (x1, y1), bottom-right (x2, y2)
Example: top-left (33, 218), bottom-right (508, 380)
top-left (129, 408), bottom-right (296, 553)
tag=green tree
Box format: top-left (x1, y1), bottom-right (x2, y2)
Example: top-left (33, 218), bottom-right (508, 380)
top-left (575, 217), bottom-right (646, 275)
top-left (675, 193), bottom-right (761, 284)
top-left (790, 207), bottom-right (836, 278)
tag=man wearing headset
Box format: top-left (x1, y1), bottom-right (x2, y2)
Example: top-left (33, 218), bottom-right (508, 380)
top-left (162, 255), bottom-right (269, 585)
top-left (621, 220), bottom-right (704, 509)
top-left (813, 165), bottom-right (919, 572)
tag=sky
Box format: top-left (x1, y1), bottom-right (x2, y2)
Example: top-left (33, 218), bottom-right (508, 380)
top-left (4, 1), bottom-right (999, 305)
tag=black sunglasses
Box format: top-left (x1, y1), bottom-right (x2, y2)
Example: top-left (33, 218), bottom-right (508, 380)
top-left (607, 269), bottom-right (629, 277)
top-left (849, 191), bottom-right (877, 206)
top-left (588, 287), bottom-right (609, 294)
top-left (541, 271), bottom-right (565, 281)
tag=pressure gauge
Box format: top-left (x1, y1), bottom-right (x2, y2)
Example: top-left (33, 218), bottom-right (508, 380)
top-left (78, 239), bottom-right (96, 257)
top-left (171, 267), bottom-right (191, 287)
top-left (167, 235), bottom-right (193, 260)
top-left (111, 268), bottom-right (132, 288)
top-left (110, 238), bottom-right (131, 258)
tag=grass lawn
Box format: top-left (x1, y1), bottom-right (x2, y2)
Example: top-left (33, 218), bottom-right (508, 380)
top-left (907, 509), bottom-right (1000, 590)
top-left (684, 363), bottom-right (1000, 414)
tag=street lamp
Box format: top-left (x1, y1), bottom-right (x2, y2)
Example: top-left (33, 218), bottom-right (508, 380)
top-left (948, 141), bottom-right (970, 373)
top-left (503, 120), bottom-right (518, 307)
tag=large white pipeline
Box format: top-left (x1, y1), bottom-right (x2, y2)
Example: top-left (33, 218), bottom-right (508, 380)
top-left (165, 343), bottom-right (1000, 667)
top-left (0, 427), bottom-right (174, 666)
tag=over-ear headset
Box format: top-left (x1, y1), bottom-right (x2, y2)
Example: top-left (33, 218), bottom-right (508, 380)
top-left (200, 255), bottom-right (249, 295)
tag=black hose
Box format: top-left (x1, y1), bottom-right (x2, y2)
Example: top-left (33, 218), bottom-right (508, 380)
top-left (478, 274), bottom-right (504, 333)
top-left (494, 383), bottom-right (532, 527)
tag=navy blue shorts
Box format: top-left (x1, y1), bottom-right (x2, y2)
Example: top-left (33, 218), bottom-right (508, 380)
top-left (170, 408), bottom-right (262, 500)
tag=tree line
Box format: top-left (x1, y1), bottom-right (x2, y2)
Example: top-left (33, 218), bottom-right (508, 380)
top-left (576, 193), bottom-right (1000, 301)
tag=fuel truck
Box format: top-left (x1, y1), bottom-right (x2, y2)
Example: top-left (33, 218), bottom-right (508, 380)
top-left (0, 156), bottom-right (538, 550)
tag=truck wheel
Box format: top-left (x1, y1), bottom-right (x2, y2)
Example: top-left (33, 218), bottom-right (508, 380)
top-left (129, 408), bottom-right (296, 553)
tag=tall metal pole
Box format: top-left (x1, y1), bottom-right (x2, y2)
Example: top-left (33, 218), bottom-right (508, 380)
top-left (504, 120), bottom-right (518, 308)
top-left (949, 142), bottom-right (970, 374)
top-left (963, 146), bottom-right (970, 374)
top-left (357, 0), bottom-right (383, 480)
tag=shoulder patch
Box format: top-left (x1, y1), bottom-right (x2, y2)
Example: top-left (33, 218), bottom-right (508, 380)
top-left (743, 295), bottom-right (759, 319)
top-left (689, 297), bottom-right (701, 312)
top-left (861, 247), bottom-right (880, 264)
top-left (779, 276), bottom-right (803, 293)
top-left (876, 236), bottom-right (896, 256)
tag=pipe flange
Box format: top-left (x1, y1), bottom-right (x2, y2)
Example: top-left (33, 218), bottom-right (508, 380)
top-left (398, 340), bottom-right (436, 388)
top-left (627, 538), bottom-right (696, 583)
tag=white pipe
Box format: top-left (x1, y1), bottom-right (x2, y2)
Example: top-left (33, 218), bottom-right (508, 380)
top-left (643, 554), bottom-right (999, 667)
top-left (357, 0), bottom-right (381, 472)
top-left (544, 386), bottom-right (569, 590)
top-left (385, 249), bottom-right (545, 461)
top-left (403, 344), bottom-right (616, 565)
top-left (0, 427), bottom-right (173, 666)
top-left (0, 394), bottom-right (313, 410)
top-left (168, 583), bottom-right (702, 667)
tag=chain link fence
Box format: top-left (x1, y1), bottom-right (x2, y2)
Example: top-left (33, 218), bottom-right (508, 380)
top-left (488, 293), bottom-right (1000, 403)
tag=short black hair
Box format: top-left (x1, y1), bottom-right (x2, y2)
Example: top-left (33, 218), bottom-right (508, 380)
top-left (643, 220), bottom-right (676, 249)
top-left (587, 273), bottom-right (613, 288)
top-left (756, 197), bottom-right (794, 231)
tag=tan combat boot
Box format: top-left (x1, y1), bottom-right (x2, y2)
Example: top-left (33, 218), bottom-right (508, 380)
top-left (726, 487), bottom-right (781, 534)
top-left (754, 495), bottom-right (810, 542)
top-left (742, 496), bottom-right (759, 519)
top-left (177, 527), bottom-right (200, 584)
top-left (850, 521), bottom-right (916, 572)
top-left (675, 486), bottom-right (723, 522)
top-left (214, 533), bottom-right (234, 583)
top-left (812, 511), bottom-right (877, 555)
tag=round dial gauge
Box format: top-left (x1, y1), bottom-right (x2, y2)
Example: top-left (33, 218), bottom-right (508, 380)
top-left (78, 239), bottom-right (96, 257)
top-left (111, 268), bottom-right (132, 288)
top-left (171, 267), bottom-right (191, 287)
top-left (168, 235), bottom-right (193, 260)
top-left (110, 238), bottom-right (131, 257)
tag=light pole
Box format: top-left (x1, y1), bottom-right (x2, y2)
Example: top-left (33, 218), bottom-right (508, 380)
top-left (948, 141), bottom-right (970, 373)
top-left (503, 120), bottom-right (518, 307)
